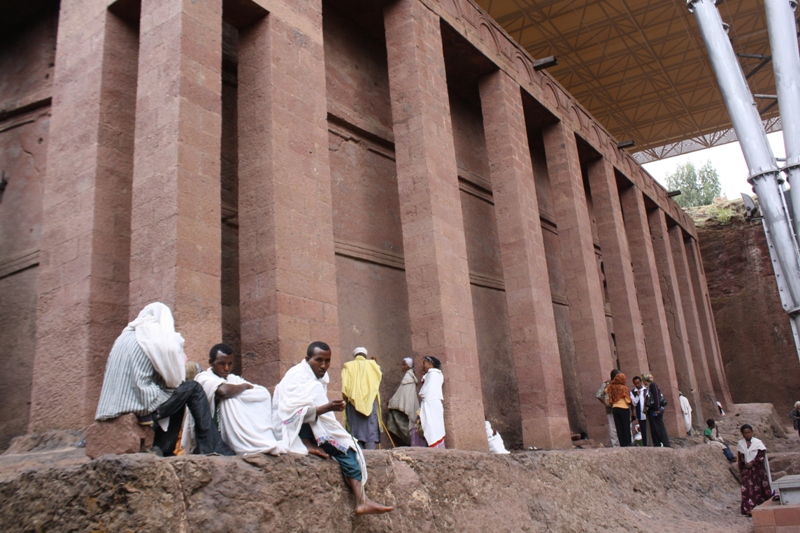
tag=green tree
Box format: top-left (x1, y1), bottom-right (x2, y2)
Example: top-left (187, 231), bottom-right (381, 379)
top-left (664, 160), bottom-right (722, 208)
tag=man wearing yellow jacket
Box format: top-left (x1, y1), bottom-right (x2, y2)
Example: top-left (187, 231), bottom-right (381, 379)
top-left (342, 347), bottom-right (382, 449)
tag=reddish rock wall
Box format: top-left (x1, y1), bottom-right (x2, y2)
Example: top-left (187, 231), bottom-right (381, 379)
top-left (694, 202), bottom-right (800, 423)
top-left (0, 7), bottom-right (55, 449)
top-left (0, 0), bottom-right (725, 451)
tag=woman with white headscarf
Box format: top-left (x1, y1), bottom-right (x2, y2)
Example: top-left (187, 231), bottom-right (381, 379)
top-left (386, 357), bottom-right (419, 446)
top-left (418, 356), bottom-right (446, 449)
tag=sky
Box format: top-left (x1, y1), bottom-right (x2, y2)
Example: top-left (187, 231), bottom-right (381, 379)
top-left (642, 131), bottom-right (787, 200)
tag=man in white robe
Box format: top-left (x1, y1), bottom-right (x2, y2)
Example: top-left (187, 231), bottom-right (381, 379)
top-left (195, 344), bottom-right (286, 455)
top-left (679, 391), bottom-right (694, 435)
top-left (274, 341), bottom-right (392, 515)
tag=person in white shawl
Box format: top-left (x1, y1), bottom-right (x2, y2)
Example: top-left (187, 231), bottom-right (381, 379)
top-left (418, 356), bottom-right (446, 448)
top-left (274, 341), bottom-right (392, 515)
top-left (678, 391), bottom-right (693, 435)
top-left (95, 303), bottom-right (233, 456)
top-left (386, 358), bottom-right (419, 446)
top-left (485, 421), bottom-right (510, 454)
top-left (736, 424), bottom-right (772, 515)
top-left (195, 344), bottom-right (286, 455)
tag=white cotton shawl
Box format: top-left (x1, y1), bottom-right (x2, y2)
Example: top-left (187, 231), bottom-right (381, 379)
top-left (274, 360), bottom-right (367, 483)
top-left (485, 421), bottom-right (510, 454)
top-left (126, 303), bottom-right (186, 388)
top-left (387, 369), bottom-right (419, 421)
top-left (679, 395), bottom-right (692, 416)
top-left (737, 436), bottom-right (767, 464)
top-left (419, 368), bottom-right (445, 447)
top-left (195, 369), bottom-right (286, 455)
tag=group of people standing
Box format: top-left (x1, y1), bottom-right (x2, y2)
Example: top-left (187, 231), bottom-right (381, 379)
top-left (599, 370), bottom-right (671, 448)
top-left (598, 369), bottom-right (774, 517)
top-left (343, 349), bottom-right (447, 451)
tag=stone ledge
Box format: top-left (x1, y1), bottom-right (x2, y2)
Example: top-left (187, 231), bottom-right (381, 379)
top-left (753, 499), bottom-right (800, 532)
top-left (0, 444), bottom-right (750, 532)
top-left (85, 414), bottom-right (154, 459)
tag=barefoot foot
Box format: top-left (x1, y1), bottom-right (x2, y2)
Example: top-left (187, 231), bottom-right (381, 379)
top-left (308, 447), bottom-right (329, 459)
top-left (355, 498), bottom-right (393, 515)
top-left (301, 438), bottom-right (330, 459)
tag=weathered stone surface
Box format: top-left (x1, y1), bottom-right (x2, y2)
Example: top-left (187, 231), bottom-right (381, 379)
top-left (0, 442), bottom-right (749, 532)
top-left (692, 199), bottom-right (800, 424)
top-left (2, 0), bottom-right (728, 456)
top-left (3, 430), bottom-right (84, 456)
top-left (85, 414), bottom-right (154, 459)
top-left (0, 8), bottom-right (54, 450)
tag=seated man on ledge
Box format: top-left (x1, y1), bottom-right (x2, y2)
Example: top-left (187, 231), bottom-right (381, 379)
top-left (195, 343), bottom-right (286, 455)
top-left (274, 341), bottom-right (393, 515)
top-left (94, 303), bottom-right (234, 457)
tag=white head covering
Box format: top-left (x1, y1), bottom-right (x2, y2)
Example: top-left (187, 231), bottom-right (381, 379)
top-left (126, 302), bottom-right (186, 388)
top-left (353, 347), bottom-right (368, 357)
top-left (404, 357), bottom-right (413, 368)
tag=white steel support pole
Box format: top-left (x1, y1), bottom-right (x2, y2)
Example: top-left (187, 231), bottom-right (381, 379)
top-left (689, 0), bottom-right (800, 358)
top-left (765, 0), bottom-right (800, 237)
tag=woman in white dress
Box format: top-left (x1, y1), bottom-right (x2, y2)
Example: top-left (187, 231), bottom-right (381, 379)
top-left (418, 356), bottom-right (446, 449)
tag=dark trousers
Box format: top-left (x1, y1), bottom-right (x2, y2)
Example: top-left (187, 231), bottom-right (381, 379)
top-left (648, 411), bottom-right (671, 447)
top-left (612, 407), bottom-right (632, 447)
top-left (152, 381), bottom-right (234, 456)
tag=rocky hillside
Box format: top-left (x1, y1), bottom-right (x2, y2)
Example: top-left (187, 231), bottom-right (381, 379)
top-left (690, 197), bottom-right (800, 422)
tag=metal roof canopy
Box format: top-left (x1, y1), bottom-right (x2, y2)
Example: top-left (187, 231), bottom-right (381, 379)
top-left (475, 0), bottom-right (787, 163)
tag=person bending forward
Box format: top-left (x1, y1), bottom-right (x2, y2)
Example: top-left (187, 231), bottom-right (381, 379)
top-left (195, 343), bottom-right (286, 455)
top-left (274, 341), bottom-right (393, 515)
top-left (95, 303), bottom-right (233, 457)
top-left (386, 358), bottom-right (419, 446)
top-left (341, 347), bottom-right (382, 449)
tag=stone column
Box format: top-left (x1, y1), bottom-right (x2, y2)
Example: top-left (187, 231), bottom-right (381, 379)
top-left (542, 122), bottom-right (614, 441)
top-left (385, 0), bottom-right (487, 450)
top-left (685, 237), bottom-right (733, 406)
top-left (586, 158), bottom-right (649, 377)
top-left (669, 225), bottom-right (713, 423)
top-left (129, 0), bottom-right (223, 363)
top-left (618, 184), bottom-right (683, 435)
top-left (478, 70), bottom-right (571, 449)
top-left (29, 3), bottom-right (138, 431)
top-left (237, 4), bottom-right (342, 390)
top-left (648, 208), bottom-right (699, 432)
